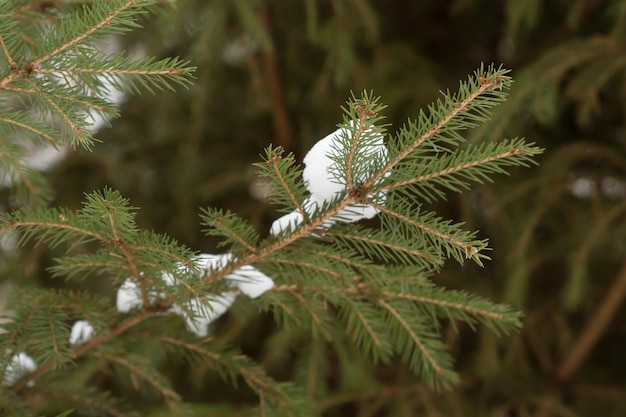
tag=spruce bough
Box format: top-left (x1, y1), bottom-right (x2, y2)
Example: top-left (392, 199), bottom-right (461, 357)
top-left (0, 2), bottom-right (542, 416)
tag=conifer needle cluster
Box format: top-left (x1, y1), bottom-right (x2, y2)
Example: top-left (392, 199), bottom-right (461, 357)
top-left (0, 1), bottom-right (542, 416)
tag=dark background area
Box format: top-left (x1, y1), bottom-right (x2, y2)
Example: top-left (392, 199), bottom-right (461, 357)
top-left (8, 0), bottom-right (626, 416)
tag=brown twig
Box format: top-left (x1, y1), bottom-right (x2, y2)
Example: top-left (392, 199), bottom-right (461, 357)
top-left (536, 261), bottom-right (626, 417)
top-left (557, 261), bottom-right (626, 382)
top-left (256, 0), bottom-right (293, 150)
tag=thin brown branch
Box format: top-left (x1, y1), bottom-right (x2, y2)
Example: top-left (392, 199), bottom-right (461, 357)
top-left (346, 111), bottom-right (369, 189)
top-left (0, 34), bottom-right (17, 69)
top-left (35, 67), bottom-right (188, 78)
top-left (256, 0), bottom-right (292, 150)
top-left (557, 261), bottom-right (626, 382)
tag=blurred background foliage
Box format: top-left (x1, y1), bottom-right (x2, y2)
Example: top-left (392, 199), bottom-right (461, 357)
top-left (4, 0), bottom-right (626, 416)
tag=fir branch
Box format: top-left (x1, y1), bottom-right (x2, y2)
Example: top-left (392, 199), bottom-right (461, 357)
top-left (41, 387), bottom-right (138, 417)
top-left (0, 155), bottom-right (49, 201)
top-left (103, 205), bottom-right (149, 305)
top-left (345, 104), bottom-right (369, 189)
top-left (322, 228), bottom-right (441, 269)
top-left (387, 138), bottom-right (542, 202)
top-left (154, 336), bottom-right (316, 417)
top-left (284, 286), bottom-right (332, 337)
top-left (90, 351), bottom-right (181, 402)
top-left (0, 63), bottom-right (544, 407)
top-left (25, 77), bottom-right (90, 146)
top-left (0, 309), bottom-right (36, 363)
top-left (378, 299), bottom-right (457, 389)
top-left (339, 299), bottom-right (394, 363)
top-left (30, 0), bottom-right (141, 69)
top-left (49, 253), bottom-right (132, 280)
top-left (10, 309), bottom-right (155, 394)
top-left (200, 208), bottom-right (259, 254)
top-left (0, 33), bottom-right (16, 69)
top-left (0, 299), bottom-right (74, 371)
top-left (378, 299), bottom-right (442, 374)
top-left (254, 145), bottom-right (309, 215)
top-left (379, 289), bottom-right (521, 333)
top-left (368, 66), bottom-right (510, 189)
top-left (0, 111), bottom-right (61, 145)
top-left (132, 230), bottom-right (198, 268)
top-left (271, 257), bottom-right (345, 280)
top-left (295, 337), bottom-right (328, 399)
top-left (304, 247), bottom-right (380, 277)
top-left (204, 197), bottom-right (353, 285)
top-left (371, 200), bottom-right (489, 266)
top-left (2, 211), bottom-right (107, 249)
top-left (38, 54), bottom-right (195, 94)
top-left (38, 310), bottom-right (69, 368)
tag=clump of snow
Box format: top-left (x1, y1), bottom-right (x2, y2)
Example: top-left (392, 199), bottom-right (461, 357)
top-left (194, 253), bottom-right (275, 299)
top-left (269, 211), bottom-right (304, 236)
top-left (115, 254), bottom-right (274, 337)
top-left (2, 352), bottom-right (37, 386)
top-left (302, 125), bottom-right (387, 201)
top-left (69, 320), bottom-right (95, 346)
top-left (271, 123), bottom-right (389, 236)
top-left (116, 279), bottom-right (144, 313)
top-left (171, 293), bottom-right (236, 338)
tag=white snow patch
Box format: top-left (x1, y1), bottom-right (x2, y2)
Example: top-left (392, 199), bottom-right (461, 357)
top-left (69, 320), bottom-right (95, 346)
top-left (116, 278), bottom-right (144, 313)
top-left (270, 211), bottom-right (304, 235)
top-left (2, 352), bottom-right (37, 387)
top-left (114, 253), bottom-right (274, 337)
top-left (172, 293), bottom-right (236, 338)
top-left (302, 125), bottom-right (387, 202)
top-left (271, 124), bottom-right (389, 236)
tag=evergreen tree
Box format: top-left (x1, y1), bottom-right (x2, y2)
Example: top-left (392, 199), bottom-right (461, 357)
top-left (0, 1), bottom-right (545, 416)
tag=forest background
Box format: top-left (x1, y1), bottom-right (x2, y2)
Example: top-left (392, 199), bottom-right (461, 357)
top-left (2, 0), bottom-right (626, 416)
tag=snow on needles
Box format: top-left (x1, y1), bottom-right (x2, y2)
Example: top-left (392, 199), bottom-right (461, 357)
top-left (2, 352), bottom-right (37, 386)
top-left (69, 320), bottom-right (95, 347)
top-left (116, 253), bottom-right (274, 337)
top-left (271, 123), bottom-right (389, 235)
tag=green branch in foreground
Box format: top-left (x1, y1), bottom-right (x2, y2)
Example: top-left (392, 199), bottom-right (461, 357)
top-left (1, 66), bottom-right (542, 415)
